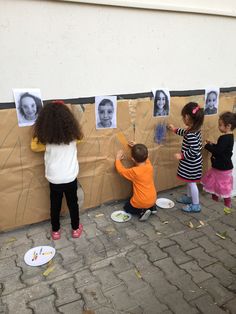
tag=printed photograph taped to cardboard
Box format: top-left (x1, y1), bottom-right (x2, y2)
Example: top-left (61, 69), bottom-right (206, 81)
top-left (13, 88), bottom-right (43, 127)
top-left (95, 95), bottom-right (117, 129)
top-left (204, 88), bottom-right (219, 115)
top-left (153, 89), bottom-right (170, 117)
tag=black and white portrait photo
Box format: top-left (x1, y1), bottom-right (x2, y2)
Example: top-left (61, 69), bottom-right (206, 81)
top-left (13, 88), bottom-right (43, 127)
top-left (204, 88), bottom-right (219, 115)
top-left (95, 96), bottom-right (117, 129)
top-left (153, 89), bottom-right (170, 117)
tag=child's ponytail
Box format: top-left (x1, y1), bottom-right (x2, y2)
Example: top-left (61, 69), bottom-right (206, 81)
top-left (181, 102), bottom-right (204, 132)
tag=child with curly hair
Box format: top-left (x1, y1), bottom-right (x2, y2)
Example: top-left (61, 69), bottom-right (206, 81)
top-left (31, 101), bottom-right (84, 240)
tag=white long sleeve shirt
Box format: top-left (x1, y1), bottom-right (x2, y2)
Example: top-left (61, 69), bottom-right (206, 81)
top-left (44, 141), bottom-right (79, 184)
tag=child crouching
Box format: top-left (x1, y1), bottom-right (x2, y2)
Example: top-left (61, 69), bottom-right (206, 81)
top-left (115, 142), bottom-right (157, 221)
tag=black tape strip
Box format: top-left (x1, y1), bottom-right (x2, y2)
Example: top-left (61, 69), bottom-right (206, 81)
top-left (1, 86), bottom-right (235, 110)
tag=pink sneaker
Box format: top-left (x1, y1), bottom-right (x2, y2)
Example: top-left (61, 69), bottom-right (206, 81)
top-left (51, 230), bottom-right (61, 240)
top-left (72, 224), bottom-right (83, 238)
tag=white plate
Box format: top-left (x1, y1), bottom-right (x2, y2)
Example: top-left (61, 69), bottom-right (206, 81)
top-left (111, 210), bottom-right (132, 223)
top-left (24, 246), bottom-right (56, 266)
top-left (156, 198), bottom-right (175, 209)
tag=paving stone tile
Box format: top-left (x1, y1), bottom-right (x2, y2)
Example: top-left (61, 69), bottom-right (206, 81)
top-left (57, 245), bottom-right (80, 265)
top-left (204, 263), bottom-right (235, 287)
top-left (83, 223), bottom-right (103, 239)
top-left (93, 266), bottom-right (122, 291)
top-left (171, 231), bottom-right (201, 251)
top-left (58, 300), bottom-right (84, 314)
top-left (118, 268), bottom-right (148, 292)
top-left (52, 277), bottom-right (81, 306)
top-left (80, 283), bottom-right (110, 310)
top-left (223, 298), bottom-right (236, 314)
top-left (180, 260), bottom-right (213, 283)
top-left (163, 244), bottom-right (193, 264)
top-left (0, 256), bottom-right (21, 279)
top-left (191, 294), bottom-right (227, 314)
top-left (193, 235), bottom-right (222, 253)
top-left (74, 269), bottom-right (97, 288)
top-left (157, 238), bottom-right (176, 248)
top-left (110, 256), bottom-right (133, 273)
top-left (130, 286), bottom-right (168, 313)
top-left (161, 290), bottom-right (199, 314)
top-left (186, 247), bottom-right (218, 268)
top-left (200, 277), bottom-right (234, 306)
top-left (154, 257), bottom-right (186, 278)
top-left (141, 242), bottom-right (168, 262)
top-left (2, 272), bottom-right (26, 296)
top-left (103, 284), bottom-right (137, 311)
top-left (29, 295), bottom-right (57, 314)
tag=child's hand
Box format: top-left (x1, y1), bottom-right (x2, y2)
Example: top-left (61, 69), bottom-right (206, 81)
top-left (205, 140), bottom-right (212, 145)
top-left (167, 124), bottom-right (176, 132)
top-left (116, 150), bottom-right (124, 160)
top-left (174, 153), bottom-right (182, 160)
top-left (128, 141), bottom-right (136, 147)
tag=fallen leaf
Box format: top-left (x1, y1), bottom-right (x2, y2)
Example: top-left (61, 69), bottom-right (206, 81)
top-left (187, 221), bottom-right (194, 228)
top-left (156, 232), bottom-right (162, 235)
top-left (215, 232), bottom-right (226, 240)
top-left (43, 265), bottom-right (55, 277)
top-left (199, 220), bottom-right (205, 226)
top-left (5, 237), bottom-right (17, 243)
top-left (135, 270), bottom-right (142, 279)
top-left (162, 221), bottom-right (169, 224)
top-left (95, 213), bottom-right (104, 218)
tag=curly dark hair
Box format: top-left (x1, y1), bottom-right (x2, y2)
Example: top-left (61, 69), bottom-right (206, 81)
top-left (181, 102), bottom-right (204, 132)
top-left (131, 144), bottom-right (148, 163)
top-left (219, 111), bottom-right (236, 130)
top-left (19, 92), bottom-right (42, 118)
top-left (33, 101), bottom-right (83, 144)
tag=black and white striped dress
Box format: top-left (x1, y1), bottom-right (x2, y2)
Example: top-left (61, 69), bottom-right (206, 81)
top-left (176, 128), bottom-right (202, 182)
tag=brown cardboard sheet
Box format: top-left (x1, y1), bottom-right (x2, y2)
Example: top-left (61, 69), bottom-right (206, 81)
top-left (0, 92), bottom-right (235, 231)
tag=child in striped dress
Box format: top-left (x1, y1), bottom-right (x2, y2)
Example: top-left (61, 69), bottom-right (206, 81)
top-left (168, 102), bottom-right (204, 212)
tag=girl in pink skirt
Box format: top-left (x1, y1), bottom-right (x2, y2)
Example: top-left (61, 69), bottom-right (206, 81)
top-left (201, 112), bottom-right (236, 212)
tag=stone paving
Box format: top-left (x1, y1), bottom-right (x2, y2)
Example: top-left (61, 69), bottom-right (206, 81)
top-left (0, 186), bottom-right (236, 314)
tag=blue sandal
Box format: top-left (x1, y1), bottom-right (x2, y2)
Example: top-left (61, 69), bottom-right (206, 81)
top-left (182, 204), bottom-right (201, 213)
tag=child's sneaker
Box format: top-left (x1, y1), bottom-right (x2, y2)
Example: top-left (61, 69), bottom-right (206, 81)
top-left (51, 230), bottom-right (61, 240)
top-left (224, 207), bottom-right (232, 214)
top-left (177, 195), bottom-right (192, 204)
top-left (182, 204), bottom-right (201, 213)
top-left (150, 206), bottom-right (158, 214)
top-left (72, 224), bottom-right (83, 238)
top-left (139, 209), bottom-right (152, 221)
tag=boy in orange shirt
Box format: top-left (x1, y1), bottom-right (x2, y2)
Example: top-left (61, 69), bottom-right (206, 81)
top-left (115, 142), bottom-right (157, 221)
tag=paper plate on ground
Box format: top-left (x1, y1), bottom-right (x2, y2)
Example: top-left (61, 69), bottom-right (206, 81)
top-left (156, 198), bottom-right (175, 209)
top-left (111, 210), bottom-right (131, 222)
top-left (24, 246), bottom-right (56, 266)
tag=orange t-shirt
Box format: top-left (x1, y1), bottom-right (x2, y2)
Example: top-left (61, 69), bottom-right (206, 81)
top-left (115, 159), bottom-right (157, 209)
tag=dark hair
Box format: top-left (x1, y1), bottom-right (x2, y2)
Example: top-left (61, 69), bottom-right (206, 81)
top-left (19, 92), bottom-right (42, 118)
top-left (153, 90), bottom-right (169, 116)
top-left (98, 99), bottom-right (114, 110)
top-left (33, 102), bottom-right (83, 144)
top-left (219, 111), bottom-right (236, 130)
top-left (181, 102), bottom-right (204, 132)
top-left (131, 144), bottom-right (148, 163)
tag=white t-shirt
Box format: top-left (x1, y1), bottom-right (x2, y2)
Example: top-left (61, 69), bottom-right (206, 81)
top-left (44, 140), bottom-right (79, 184)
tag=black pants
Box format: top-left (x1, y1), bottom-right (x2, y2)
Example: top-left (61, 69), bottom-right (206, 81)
top-left (124, 200), bottom-right (154, 217)
top-left (49, 178), bottom-right (79, 232)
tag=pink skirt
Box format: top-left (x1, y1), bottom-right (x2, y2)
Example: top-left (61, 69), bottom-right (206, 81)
top-left (201, 168), bottom-right (233, 198)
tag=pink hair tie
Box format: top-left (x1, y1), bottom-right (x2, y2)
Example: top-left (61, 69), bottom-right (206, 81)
top-left (51, 100), bottom-right (65, 105)
top-left (192, 106), bottom-right (200, 114)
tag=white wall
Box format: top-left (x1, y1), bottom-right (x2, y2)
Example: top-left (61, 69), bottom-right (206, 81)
top-left (0, 0), bottom-right (236, 101)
